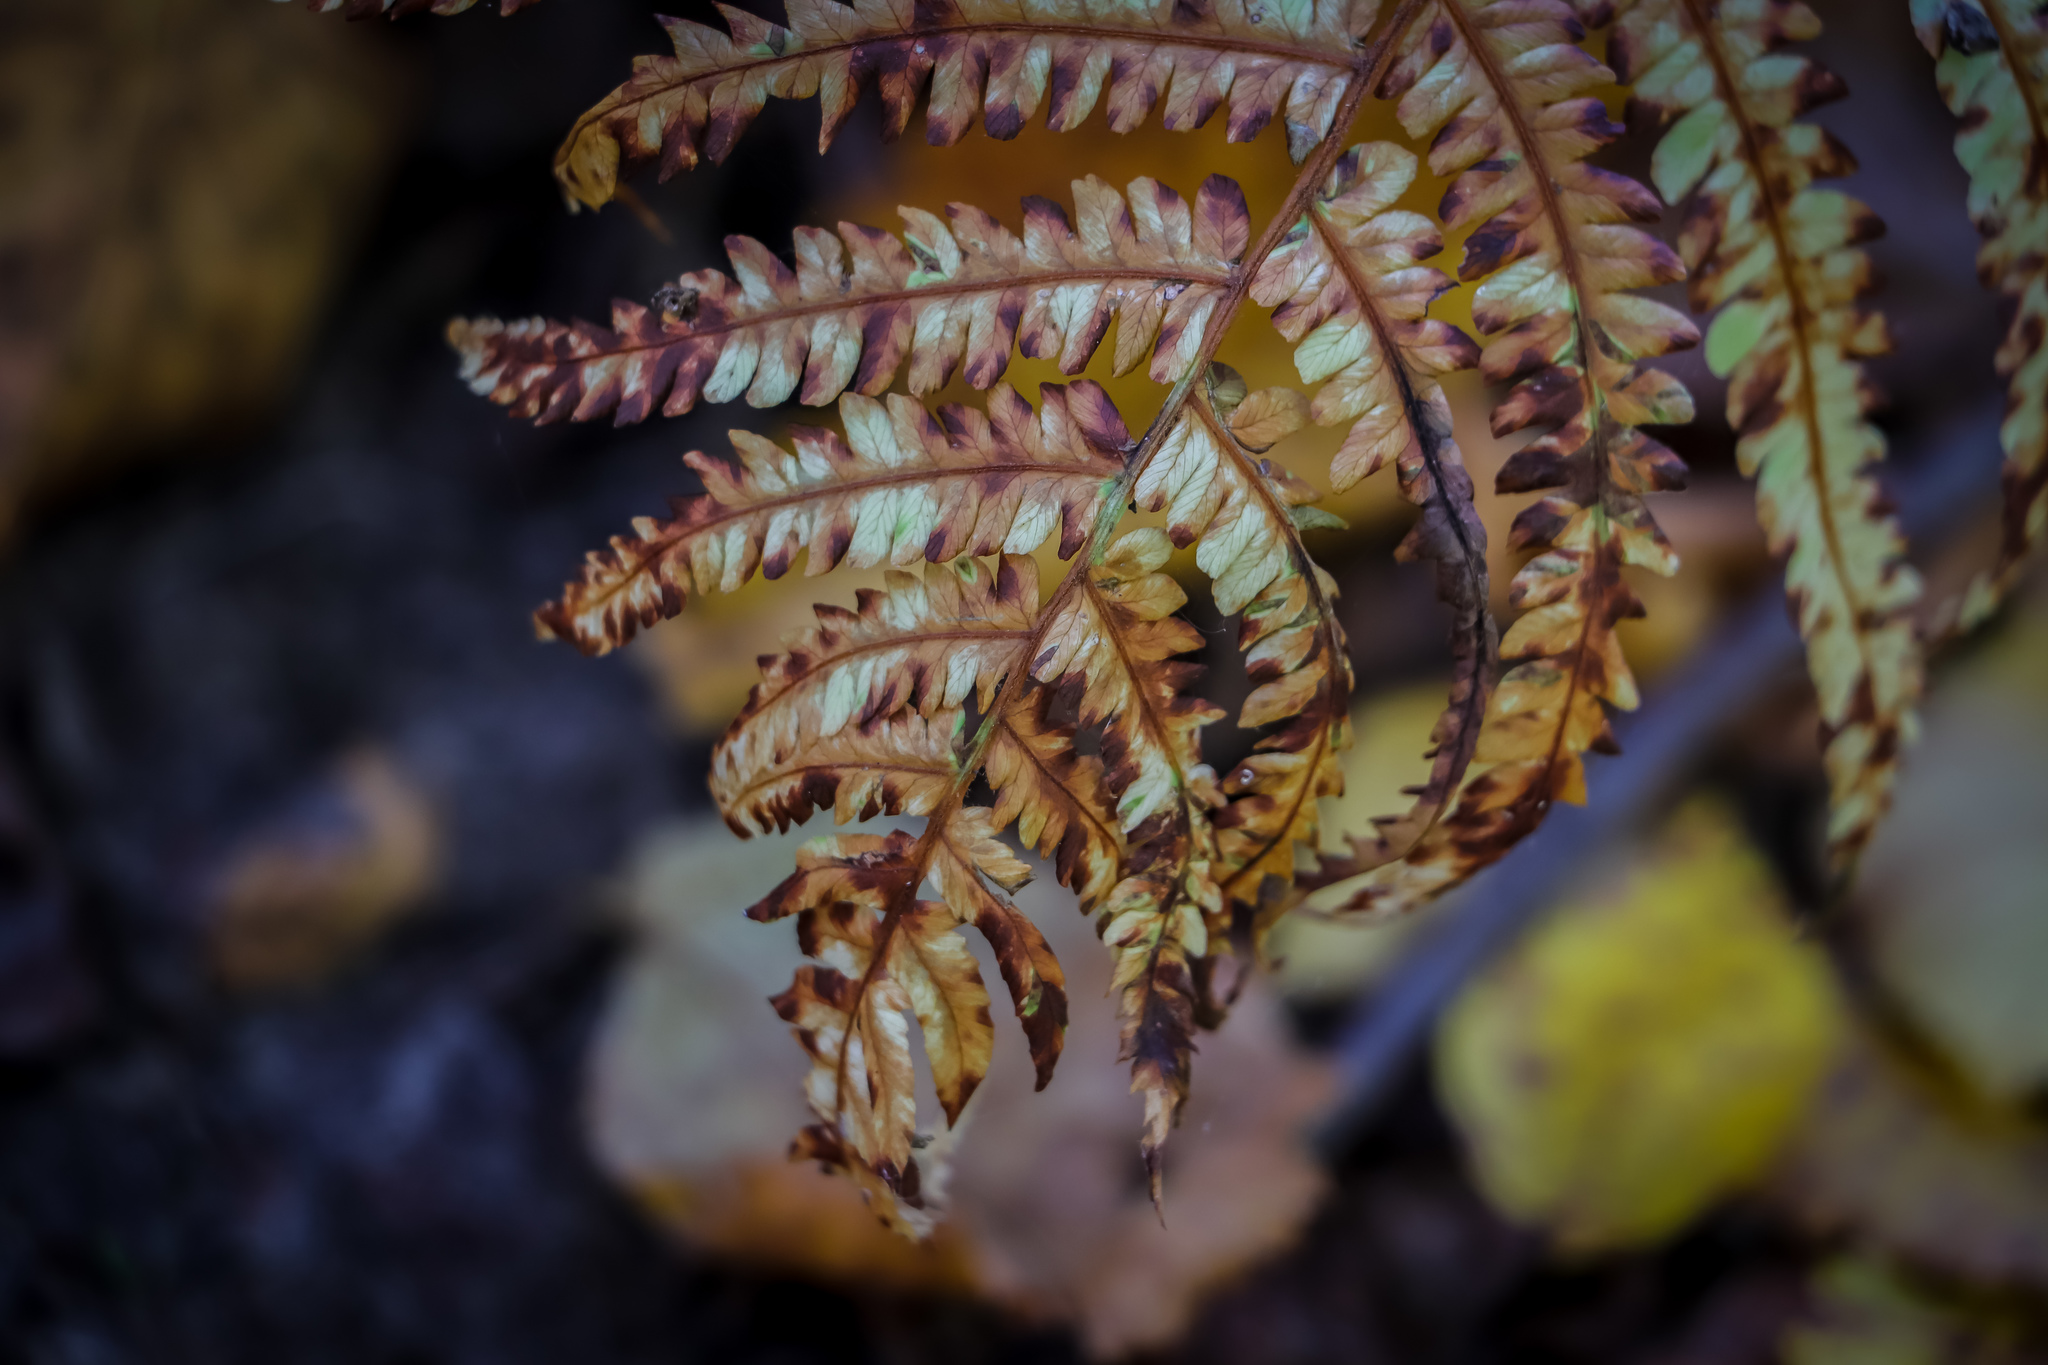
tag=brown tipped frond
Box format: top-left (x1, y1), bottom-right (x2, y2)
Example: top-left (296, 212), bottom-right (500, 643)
top-left (1911, 0), bottom-right (2048, 627)
top-left (1311, 0), bottom-right (1698, 916)
top-left (752, 827), bottom-right (985, 1235)
top-left (552, 0), bottom-right (1368, 210)
top-left (713, 555), bottom-right (1040, 809)
top-left (985, 691), bottom-right (1127, 914)
top-left (1613, 0), bottom-right (1919, 869)
top-left (1251, 139), bottom-right (1495, 877)
top-left (534, 383), bottom-right (1127, 655)
top-left (449, 175), bottom-right (1251, 425)
top-left (1129, 364), bottom-right (1354, 923)
top-left (1031, 528), bottom-right (1229, 1200)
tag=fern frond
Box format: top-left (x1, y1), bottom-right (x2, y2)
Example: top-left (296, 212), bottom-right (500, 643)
top-left (751, 824), bottom-right (989, 1235)
top-left (532, 382), bottom-right (1127, 654)
top-left (1610, 0), bottom-right (1918, 869)
top-left (1033, 528), bottom-right (1226, 1200)
top-left (449, 176), bottom-right (1251, 424)
top-left (1250, 139), bottom-right (1494, 876)
top-left (985, 690), bottom-right (1128, 913)
top-left (1124, 364), bottom-right (1356, 921)
top-left (1311, 0), bottom-right (1698, 915)
top-left (711, 555), bottom-right (1039, 818)
top-left (1911, 0), bottom-right (2048, 627)
top-left (552, 0), bottom-right (1369, 210)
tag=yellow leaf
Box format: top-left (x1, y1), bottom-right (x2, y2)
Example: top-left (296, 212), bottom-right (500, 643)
top-left (1435, 800), bottom-right (1841, 1253)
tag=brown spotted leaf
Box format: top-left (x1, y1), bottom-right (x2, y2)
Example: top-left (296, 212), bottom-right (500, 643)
top-left (1251, 139), bottom-right (1494, 880)
top-left (1613, 0), bottom-right (1921, 871)
top-left (1312, 0), bottom-right (1698, 917)
top-left (551, 0), bottom-right (1368, 210)
top-left (534, 382), bottom-right (1126, 654)
top-left (449, 175), bottom-right (1251, 425)
top-left (1911, 0), bottom-right (2048, 629)
top-left (712, 555), bottom-right (1040, 816)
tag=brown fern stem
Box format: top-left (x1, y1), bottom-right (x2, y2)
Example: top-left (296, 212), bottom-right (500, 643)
top-left (820, 0), bottom-right (1430, 1124)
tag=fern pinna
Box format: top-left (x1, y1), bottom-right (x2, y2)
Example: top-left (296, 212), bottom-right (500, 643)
top-left (364, 0), bottom-right (2015, 1234)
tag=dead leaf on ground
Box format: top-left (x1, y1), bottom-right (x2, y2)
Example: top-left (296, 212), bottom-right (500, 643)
top-left (585, 816), bottom-right (1333, 1357)
top-left (209, 748), bottom-right (441, 989)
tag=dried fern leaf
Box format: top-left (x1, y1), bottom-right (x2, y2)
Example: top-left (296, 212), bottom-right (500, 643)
top-left (533, 382), bottom-right (1127, 654)
top-left (1125, 364), bottom-right (1354, 923)
top-left (1312, 0), bottom-right (1698, 916)
top-left (1611, 0), bottom-right (1920, 870)
top-left (712, 555), bottom-right (1040, 823)
top-left (1034, 528), bottom-right (1226, 1200)
top-left (1251, 139), bottom-right (1495, 876)
top-left (1911, 0), bottom-right (2048, 627)
top-left (552, 0), bottom-right (1367, 210)
top-left (751, 826), bottom-right (985, 1235)
top-left (448, 175), bottom-right (1251, 424)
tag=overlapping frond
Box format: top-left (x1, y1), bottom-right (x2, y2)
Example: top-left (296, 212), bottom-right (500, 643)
top-left (533, 382), bottom-right (1126, 654)
top-left (1312, 0), bottom-right (1698, 915)
top-left (1911, 0), bottom-right (2048, 626)
top-left (552, 0), bottom-right (1367, 211)
top-left (1033, 528), bottom-right (1226, 1199)
top-left (449, 175), bottom-right (1251, 425)
top-left (1251, 139), bottom-right (1495, 876)
top-left (1611, 0), bottom-right (1918, 869)
top-left (1124, 365), bottom-right (1354, 925)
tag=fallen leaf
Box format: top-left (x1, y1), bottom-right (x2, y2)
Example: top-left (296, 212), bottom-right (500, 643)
top-left (210, 749), bottom-right (440, 989)
top-left (584, 815), bottom-right (1333, 1356)
top-left (1435, 800), bottom-right (1842, 1254)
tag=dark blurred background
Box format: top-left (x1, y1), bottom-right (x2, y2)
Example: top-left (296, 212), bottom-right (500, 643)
top-left (0, 1), bottom-right (2042, 1362)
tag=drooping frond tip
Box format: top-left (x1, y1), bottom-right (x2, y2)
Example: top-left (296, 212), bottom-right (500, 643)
top-left (448, 174), bottom-right (1249, 427)
top-left (1310, 0), bottom-right (1697, 916)
top-left (551, 0), bottom-right (1370, 210)
top-left (1613, 0), bottom-right (1920, 871)
top-left (1911, 0), bottom-right (2048, 629)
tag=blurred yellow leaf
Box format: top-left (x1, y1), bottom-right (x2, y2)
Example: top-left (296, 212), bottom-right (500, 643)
top-left (1435, 801), bottom-right (1841, 1254)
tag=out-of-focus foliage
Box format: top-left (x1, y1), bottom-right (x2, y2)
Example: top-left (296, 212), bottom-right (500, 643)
top-left (1855, 599), bottom-right (2048, 1102)
top-left (0, 0), bottom-right (402, 537)
top-left (1777, 1031), bottom-right (2048, 1291)
top-left (1783, 1258), bottom-right (2040, 1365)
top-left (586, 818), bottom-right (1331, 1357)
top-left (1436, 801), bottom-right (1840, 1253)
top-left (1614, 0), bottom-right (1920, 870)
top-left (208, 749), bottom-right (441, 990)
top-left (1770, 588), bottom-right (2048, 1290)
